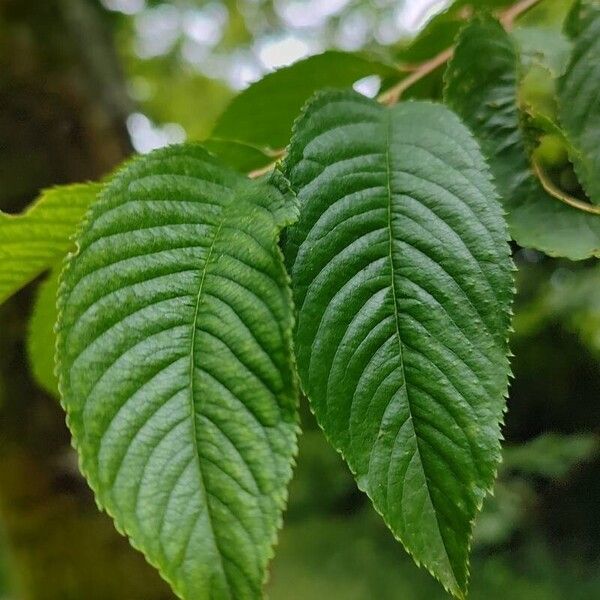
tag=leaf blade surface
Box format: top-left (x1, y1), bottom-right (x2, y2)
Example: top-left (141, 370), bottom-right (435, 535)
top-left (212, 51), bottom-right (397, 150)
top-left (57, 145), bottom-right (299, 600)
top-left (284, 90), bottom-right (514, 597)
top-left (0, 184), bottom-right (101, 304)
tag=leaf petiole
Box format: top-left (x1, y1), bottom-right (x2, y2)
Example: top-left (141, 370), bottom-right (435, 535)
top-left (533, 159), bottom-right (600, 215)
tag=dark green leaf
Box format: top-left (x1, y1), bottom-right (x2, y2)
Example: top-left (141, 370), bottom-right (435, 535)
top-left (445, 15), bottom-right (600, 260)
top-left (284, 90), bottom-right (514, 598)
top-left (558, 3), bottom-right (600, 204)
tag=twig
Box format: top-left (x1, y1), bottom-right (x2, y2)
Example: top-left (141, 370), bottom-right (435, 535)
top-left (500, 0), bottom-right (542, 28)
top-left (378, 48), bottom-right (454, 106)
top-left (533, 160), bottom-right (600, 215)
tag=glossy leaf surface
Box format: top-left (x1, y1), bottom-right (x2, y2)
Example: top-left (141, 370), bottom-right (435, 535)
top-left (284, 90), bottom-right (514, 598)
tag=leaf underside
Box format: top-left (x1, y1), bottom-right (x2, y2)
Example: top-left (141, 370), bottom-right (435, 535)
top-left (559, 3), bottom-right (600, 204)
top-left (445, 15), bottom-right (600, 260)
top-left (284, 90), bottom-right (514, 598)
top-left (57, 145), bottom-right (299, 600)
top-left (0, 183), bottom-right (101, 305)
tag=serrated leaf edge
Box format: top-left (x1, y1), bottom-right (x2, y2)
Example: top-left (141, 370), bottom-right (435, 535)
top-left (55, 143), bottom-right (301, 600)
top-left (282, 89), bottom-right (515, 600)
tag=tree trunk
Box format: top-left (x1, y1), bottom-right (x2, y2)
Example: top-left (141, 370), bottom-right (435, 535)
top-left (0, 1), bottom-right (174, 597)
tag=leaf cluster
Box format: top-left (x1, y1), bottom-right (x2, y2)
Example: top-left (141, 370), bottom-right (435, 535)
top-left (2, 1), bottom-right (599, 599)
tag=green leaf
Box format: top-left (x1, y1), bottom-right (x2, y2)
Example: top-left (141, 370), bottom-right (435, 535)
top-left (515, 0), bottom-right (577, 27)
top-left (445, 15), bottom-right (600, 260)
top-left (512, 26), bottom-right (572, 76)
top-left (394, 0), bottom-right (517, 65)
top-left (211, 51), bottom-right (397, 151)
top-left (563, 0), bottom-right (594, 37)
top-left (396, 5), bottom-right (464, 64)
top-left (56, 145), bottom-right (299, 600)
top-left (203, 138), bottom-right (277, 173)
top-left (455, 0), bottom-right (515, 7)
top-left (283, 90), bottom-right (514, 598)
top-left (558, 3), bottom-right (600, 204)
top-left (502, 433), bottom-right (597, 479)
top-left (396, 0), bottom-right (515, 63)
top-left (0, 184), bottom-right (101, 305)
top-left (28, 266), bottom-right (61, 397)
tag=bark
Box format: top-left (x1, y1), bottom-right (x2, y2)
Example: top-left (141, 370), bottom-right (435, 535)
top-left (0, 1), bottom-right (173, 597)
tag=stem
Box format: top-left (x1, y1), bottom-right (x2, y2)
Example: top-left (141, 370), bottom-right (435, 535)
top-left (378, 48), bottom-right (454, 106)
top-left (533, 160), bottom-right (600, 215)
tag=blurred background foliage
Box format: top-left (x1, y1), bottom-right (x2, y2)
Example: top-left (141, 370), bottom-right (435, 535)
top-left (0, 0), bottom-right (599, 598)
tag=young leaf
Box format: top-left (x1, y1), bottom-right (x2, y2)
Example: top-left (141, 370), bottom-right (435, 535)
top-left (28, 266), bottom-right (61, 397)
top-left (57, 145), bottom-right (299, 600)
top-left (512, 26), bottom-right (572, 76)
top-left (558, 2), bottom-right (600, 204)
top-left (445, 15), bottom-right (600, 260)
top-left (212, 51), bottom-right (397, 151)
top-left (283, 90), bottom-right (514, 598)
top-left (0, 183), bottom-right (101, 304)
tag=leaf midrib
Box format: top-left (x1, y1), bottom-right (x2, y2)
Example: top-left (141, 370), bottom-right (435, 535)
top-left (187, 213), bottom-right (232, 596)
top-left (383, 110), bottom-right (460, 591)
